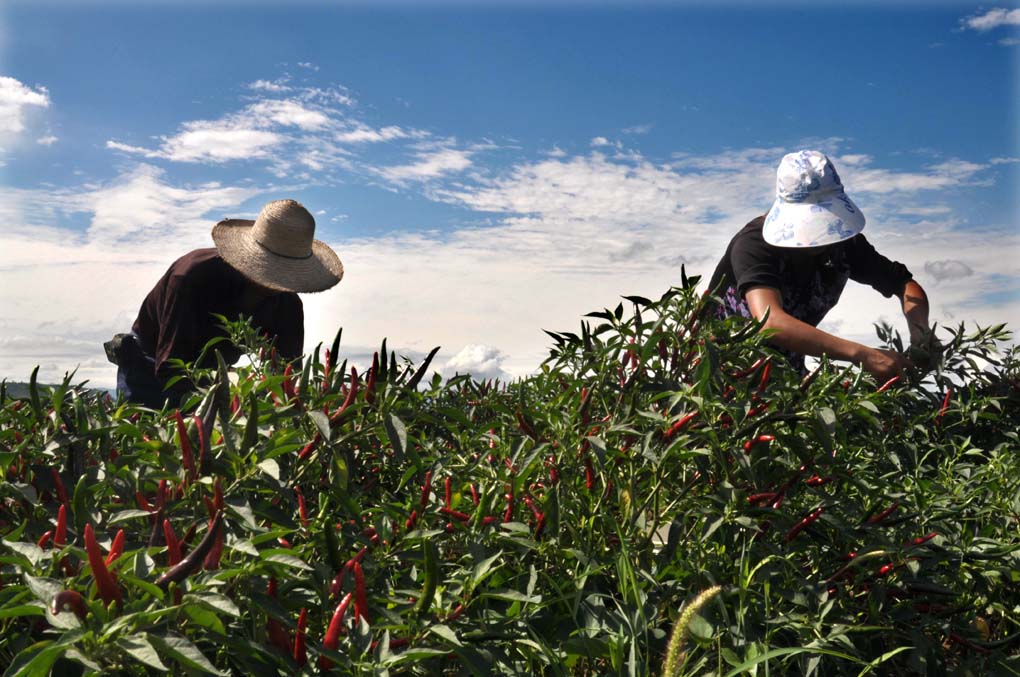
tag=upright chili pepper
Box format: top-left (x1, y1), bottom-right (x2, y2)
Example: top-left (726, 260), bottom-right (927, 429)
top-left (192, 415), bottom-right (209, 477)
top-left (50, 468), bottom-right (69, 506)
top-left (320, 592), bottom-right (354, 669)
top-left (105, 529), bottom-right (125, 566)
top-left (352, 561), bottom-right (369, 623)
top-left (419, 470), bottom-right (432, 510)
top-left (364, 352), bottom-right (378, 405)
top-left (469, 483), bottom-right (480, 506)
top-left (295, 489), bottom-right (309, 529)
top-left (330, 367), bottom-right (359, 423)
top-left (174, 411), bottom-right (196, 481)
top-left (282, 363), bottom-right (297, 401)
top-left (405, 510), bottom-right (419, 531)
top-left (444, 477), bottom-right (452, 510)
top-left (84, 523), bottom-right (122, 607)
top-left (163, 519), bottom-right (183, 566)
top-left (937, 391), bottom-right (951, 423)
top-left (584, 457), bottom-right (595, 491)
top-left (155, 511), bottom-right (223, 589)
top-left (293, 608), bottom-right (308, 665)
top-left (54, 503), bottom-right (67, 547)
top-left (758, 360), bottom-right (772, 393)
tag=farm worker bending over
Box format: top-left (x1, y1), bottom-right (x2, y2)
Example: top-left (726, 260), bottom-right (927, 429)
top-left (708, 150), bottom-right (937, 381)
top-left (107, 199), bottom-right (344, 408)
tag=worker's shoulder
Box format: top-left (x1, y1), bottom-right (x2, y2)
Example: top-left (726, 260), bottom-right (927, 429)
top-left (166, 248), bottom-right (232, 280)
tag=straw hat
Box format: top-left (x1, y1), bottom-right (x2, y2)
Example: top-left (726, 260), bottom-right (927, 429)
top-left (762, 150), bottom-right (865, 248)
top-left (211, 199), bottom-right (343, 293)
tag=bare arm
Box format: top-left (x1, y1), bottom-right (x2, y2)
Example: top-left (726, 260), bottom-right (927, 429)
top-left (745, 286), bottom-right (909, 381)
top-left (900, 279), bottom-right (932, 344)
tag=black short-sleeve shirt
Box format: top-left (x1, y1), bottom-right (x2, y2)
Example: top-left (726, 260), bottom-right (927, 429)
top-left (131, 248), bottom-right (304, 376)
top-left (708, 215), bottom-right (912, 367)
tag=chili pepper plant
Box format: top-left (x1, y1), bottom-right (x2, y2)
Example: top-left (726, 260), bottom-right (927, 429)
top-left (1, 271), bottom-right (1018, 675)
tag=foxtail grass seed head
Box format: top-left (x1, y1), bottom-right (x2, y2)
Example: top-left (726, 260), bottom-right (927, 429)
top-left (662, 585), bottom-right (722, 677)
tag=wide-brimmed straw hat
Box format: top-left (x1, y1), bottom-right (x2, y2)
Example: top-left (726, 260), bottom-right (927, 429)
top-left (211, 199), bottom-right (343, 293)
top-left (762, 150), bottom-right (866, 248)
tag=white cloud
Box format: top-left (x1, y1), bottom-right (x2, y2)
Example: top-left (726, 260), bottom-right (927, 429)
top-left (622, 123), bottom-right (653, 135)
top-left (1000, 37), bottom-right (1020, 46)
top-left (375, 148), bottom-right (473, 184)
top-left (990, 156), bottom-right (1020, 164)
top-left (961, 8), bottom-right (1020, 31)
top-left (0, 76), bottom-right (50, 147)
top-left (248, 78), bottom-right (292, 93)
top-left (591, 136), bottom-right (611, 147)
top-left (297, 62), bottom-right (319, 71)
top-left (442, 344), bottom-right (510, 381)
top-left (924, 259), bottom-right (974, 282)
top-left (36, 135), bottom-right (58, 146)
top-left (335, 125), bottom-right (415, 143)
top-left (160, 123), bottom-right (285, 163)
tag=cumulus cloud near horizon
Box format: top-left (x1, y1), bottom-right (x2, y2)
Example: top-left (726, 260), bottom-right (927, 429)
top-left (0, 76), bottom-right (51, 151)
top-left (4, 132), bottom-right (1019, 390)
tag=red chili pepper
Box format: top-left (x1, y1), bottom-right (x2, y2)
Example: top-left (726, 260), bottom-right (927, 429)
top-left (440, 507), bottom-right (471, 522)
top-left (105, 529), bottom-right (125, 566)
top-left (906, 531), bottom-right (939, 547)
top-left (742, 434), bottom-right (775, 452)
top-left (319, 592), bottom-right (353, 669)
top-left (444, 477), bottom-right (452, 509)
top-left (293, 607), bottom-right (308, 665)
top-left (202, 515), bottom-right (225, 570)
top-left (163, 519), bottom-right (183, 565)
top-left (503, 491), bottom-right (515, 523)
top-left (84, 524), bottom-right (122, 607)
top-left (583, 457), bottom-right (595, 491)
top-left (663, 411), bottom-right (698, 440)
top-left (54, 504), bottom-right (67, 547)
top-left (447, 603), bottom-right (465, 622)
top-left (156, 480), bottom-right (169, 509)
top-left (295, 489), bottom-right (308, 529)
top-left (420, 470), bottom-right (432, 510)
top-left (352, 561), bottom-right (369, 623)
top-left (876, 375), bottom-right (901, 393)
top-left (37, 530), bottom-right (52, 549)
top-left (364, 352), bottom-right (378, 405)
top-left (516, 411), bottom-right (538, 439)
top-left (330, 367), bottom-right (360, 423)
top-left (174, 411), bottom-right (196, 481)
top-left (135, 491), bottom-right (152, 512)
top-left (405, 510), bottom-right (418, 531)
top-left (482, 516), bottom-right (499, 526)
top-left (804, 475), bottom-right (833, 487)
top-left (534, 513), bottom-right (547, 539)
top-left (784, 507), bottom-right (824, 543)
top-left (297, 433), bottom-right (321, 461)
top-left (937, 391), bottom-right (951, 423)
top-left (730, 357), bottom-right (766, 379)
top-left (867, 502), bottom-right (900, 524)
top-left (876, 562), bottom-right (896, 577)
top-left (469, 484), bottom-right (480, 506)
top-left (51, 590), bottom-right (87, 620)
top-left (757, 361), bottom-right (772, 393)
top-left (50, 468), bottom-right (69, 506)
top-left (747, 492), bottom-right (779, 506)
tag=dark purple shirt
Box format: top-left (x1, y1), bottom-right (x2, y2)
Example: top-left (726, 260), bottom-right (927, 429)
top-left (131, 248), bottom-right (303, 375)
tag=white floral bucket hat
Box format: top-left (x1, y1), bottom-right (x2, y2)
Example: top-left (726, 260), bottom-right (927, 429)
top-left (762, 150), bottom-right (865, 248)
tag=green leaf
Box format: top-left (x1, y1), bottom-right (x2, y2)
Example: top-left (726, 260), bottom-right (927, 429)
top-left (307, 410), bottom-right (331, 443)
top-left (263, 553), bottom-right (312, 570)
top-left (150, 633), bottom-right (226, 676)
top-left (257, 458), bottom-right (280, 480)
top-left (429, 623), bottom-right (463, 647)
top-left (117, 634), bottom-right (169, 671)
top-left (0, 604), bottom-right (46, 620)
top-left (384, 413), bottom-right (407, 462)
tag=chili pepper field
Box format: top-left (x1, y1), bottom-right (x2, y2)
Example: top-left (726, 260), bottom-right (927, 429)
top-left (2, 274), bottom-right (1018, 676)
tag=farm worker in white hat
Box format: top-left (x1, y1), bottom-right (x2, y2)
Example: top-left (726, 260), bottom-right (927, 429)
top-left (708, 150), bottom-right (938, 381)
top-left (107, 199), bottom-right (344, 408)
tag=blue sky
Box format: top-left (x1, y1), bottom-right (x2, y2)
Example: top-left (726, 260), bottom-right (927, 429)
top-left (1, 1), bottom-right (1018, 385)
